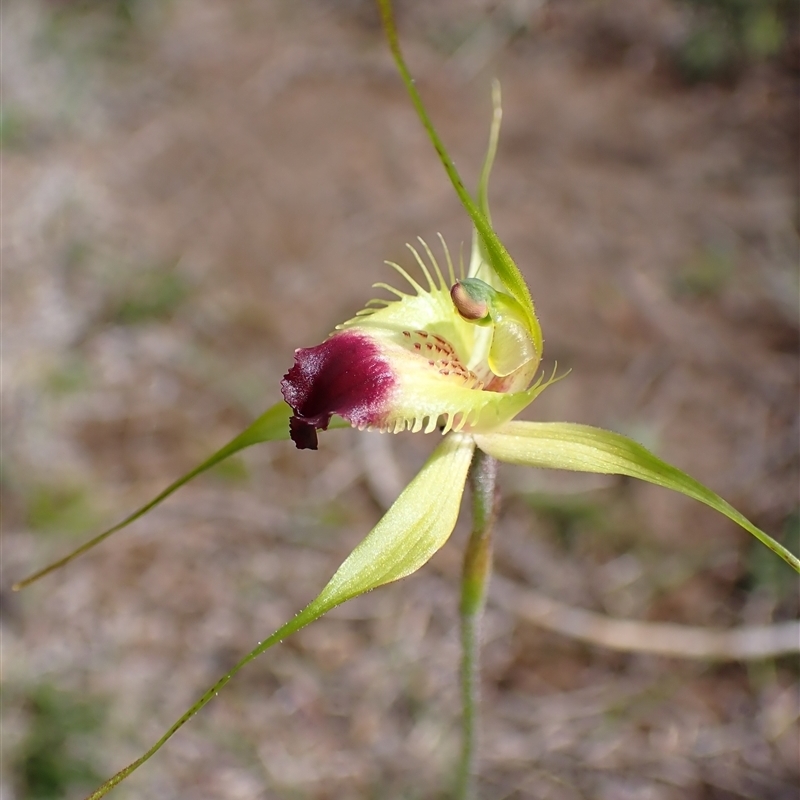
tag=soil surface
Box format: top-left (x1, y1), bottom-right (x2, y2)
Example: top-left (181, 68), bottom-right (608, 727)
top-left (2, 2), bottom-right (798, 799)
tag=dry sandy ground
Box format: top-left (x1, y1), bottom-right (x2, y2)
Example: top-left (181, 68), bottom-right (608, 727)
top-left (2, 1), bottom-right (798, 799)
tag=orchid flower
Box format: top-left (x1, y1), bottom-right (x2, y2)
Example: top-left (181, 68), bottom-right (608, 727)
top-left (15, 3), bottom-right (799, 798)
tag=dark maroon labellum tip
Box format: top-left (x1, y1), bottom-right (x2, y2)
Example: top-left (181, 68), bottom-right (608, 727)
top-left (281, 330), bottom-right (395, 450)
top-left (289, 416), bottom-right (319, 450)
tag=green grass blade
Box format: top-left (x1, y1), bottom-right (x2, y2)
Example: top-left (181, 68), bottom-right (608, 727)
top-left (475, 421), bottom-right (800, 572)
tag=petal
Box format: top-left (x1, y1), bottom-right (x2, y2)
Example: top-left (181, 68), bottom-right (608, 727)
top-left (474, 421), bottom-right (800, 573)
top-left (469, 80), bottom-right (505, 292)
top-left (313, 431), bottom-right (475, 599)
top-left (14, 401), bottom-right (344, 589)
top-left (84, 433), bottom-right (476, 797)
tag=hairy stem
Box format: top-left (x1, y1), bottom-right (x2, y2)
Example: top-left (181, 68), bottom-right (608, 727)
top-left (457, 450), bottom-right (498, 800)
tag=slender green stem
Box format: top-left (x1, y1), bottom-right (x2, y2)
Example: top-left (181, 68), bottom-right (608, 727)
top-left (457, 450), bottom-right (498, 800)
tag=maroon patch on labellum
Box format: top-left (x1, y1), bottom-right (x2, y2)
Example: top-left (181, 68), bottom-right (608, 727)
top-left (281, 330), bottom-right (396, 450)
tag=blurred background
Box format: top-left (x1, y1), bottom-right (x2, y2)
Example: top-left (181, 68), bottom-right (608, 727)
top-left (2, 1), bottom-right (798, 798)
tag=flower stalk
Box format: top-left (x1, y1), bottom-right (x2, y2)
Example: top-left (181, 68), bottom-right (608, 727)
top-left (458, 449), bottom-right (499, 800)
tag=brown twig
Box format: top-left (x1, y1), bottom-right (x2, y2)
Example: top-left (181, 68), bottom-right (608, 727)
top-left (492, 575), bottom-right (800, 661)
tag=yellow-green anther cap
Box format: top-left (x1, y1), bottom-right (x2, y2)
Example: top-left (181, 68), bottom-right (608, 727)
top-left (451, 280), bottom-right (490, 321)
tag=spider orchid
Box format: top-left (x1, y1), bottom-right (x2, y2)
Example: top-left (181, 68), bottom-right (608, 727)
top-left (14, 4), bottom-right (798, 798)
top-left (282, 239), bottom-right (549, 451)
